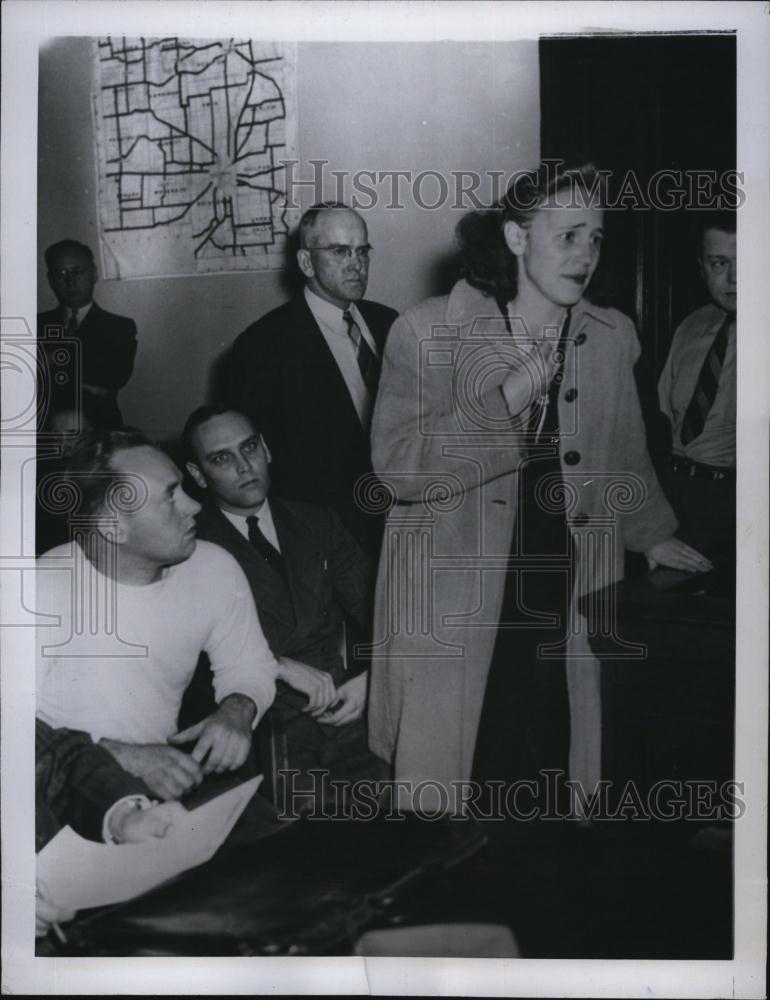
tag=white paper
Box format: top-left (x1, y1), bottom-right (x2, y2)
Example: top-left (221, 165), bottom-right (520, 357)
top-left (36, 776), bottom-right (262, 913)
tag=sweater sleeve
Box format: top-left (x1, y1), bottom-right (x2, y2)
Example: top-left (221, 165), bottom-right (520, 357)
top-left (204, 551), bottom-right (278, 723)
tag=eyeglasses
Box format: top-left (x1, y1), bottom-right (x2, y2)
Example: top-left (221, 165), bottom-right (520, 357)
top-left (52, 265), bottom-right (93, 279)
top-left (310, 244), bottom-right (373, 262)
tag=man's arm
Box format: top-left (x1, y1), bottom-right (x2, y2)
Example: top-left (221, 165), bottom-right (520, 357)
top-left (97, 738), bottom-right (204, 801)
top-left (36, 719), bottom-right (153, 845)
top-left (168, 547), bottom-right (278, 775)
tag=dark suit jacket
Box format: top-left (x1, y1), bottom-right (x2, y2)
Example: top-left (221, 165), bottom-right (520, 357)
top-left (226, 294), bottom-right (397, 554)
top-left (181, 498), bottom-right (373, 729)
top-left (36, 718), bottom-right (152, 851)
top-left (37, 301), bottom-right (138, 428)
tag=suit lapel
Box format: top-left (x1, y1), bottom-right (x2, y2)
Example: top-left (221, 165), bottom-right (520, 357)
top-left (271, 500), bottom-right (324, 642)
top-left (290, 296), bottom-right (368, 443)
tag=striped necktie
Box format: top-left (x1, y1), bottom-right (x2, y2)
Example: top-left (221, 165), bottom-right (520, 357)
top-left (343, 309), bottom-right (380, 394)
top-left (680, 315), bottom-right (732, 446)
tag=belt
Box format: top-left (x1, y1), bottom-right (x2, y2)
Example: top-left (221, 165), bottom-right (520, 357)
top-left (669, 456), bottom-right (735, 482)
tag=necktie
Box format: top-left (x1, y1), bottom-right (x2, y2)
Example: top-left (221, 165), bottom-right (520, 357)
top-left (246, 515), bottom-right (286, 580)
top-left (343, 309), bottom-right (380, 395)
top-left (66, 308), bottom-right (80, 333)
top-left (680, 315), bottom-right (732, 445)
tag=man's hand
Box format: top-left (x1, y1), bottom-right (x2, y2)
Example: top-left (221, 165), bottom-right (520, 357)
top-left (35, 881), bottom-right (76, 938)
top-left (168, 694), bottom-right (256, 775)
top-left (278, 656), bottom-right (338, 714)
top-left (316, 672), bottom-right (367, 727)
top-left (109, 800), bottom-right (188, 844)
top-left (646, 537), bottom-right (714, 573)
top-left (99, 739), bottom-right (203, 801)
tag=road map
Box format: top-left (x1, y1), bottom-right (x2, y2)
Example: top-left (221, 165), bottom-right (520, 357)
top-left (92, 37), bottom-right (298, 278)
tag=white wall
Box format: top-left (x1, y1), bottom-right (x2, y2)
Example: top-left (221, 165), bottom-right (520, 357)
top-left (38, 38), bottom-right (539, 440)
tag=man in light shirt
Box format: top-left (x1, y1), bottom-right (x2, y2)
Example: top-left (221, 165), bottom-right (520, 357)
top-left (226, 202), bottom-right (398, 559)
top-left (36, 429), bottom-right (278, 802)
top-left (658, 211), bottom-right (736, 563)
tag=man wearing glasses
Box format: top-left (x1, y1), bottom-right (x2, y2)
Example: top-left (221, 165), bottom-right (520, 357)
top-left (227, 203), bottom-right (397, 559)
top-left (37, 240), bottom-right (138, 429)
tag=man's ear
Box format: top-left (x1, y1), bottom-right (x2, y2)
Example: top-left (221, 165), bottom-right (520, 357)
top-left (93, 507), bottom-right (127, 545)
top-left (260, 435), bottom-right (272, 464)
top-left (186, 461), bottom-right (207, 491)
top-left (503, 220), bottom-right (529, 258)
top-left (296, 247), bottom-right (314, 280)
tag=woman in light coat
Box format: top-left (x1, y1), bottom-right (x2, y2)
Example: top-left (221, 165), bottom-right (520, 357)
top-left (367, 163), bottom-right (710, 813)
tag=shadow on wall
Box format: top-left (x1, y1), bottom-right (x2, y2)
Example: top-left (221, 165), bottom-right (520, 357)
top-left (206, 234), bottom-right (462, 406)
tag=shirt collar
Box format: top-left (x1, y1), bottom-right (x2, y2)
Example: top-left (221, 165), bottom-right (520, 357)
top-left (304, 285), bottom-right (359, 330)
top-left (221, 498), bottom-right (273, 530)
top-left (61, 300), bottom-right (94, 322)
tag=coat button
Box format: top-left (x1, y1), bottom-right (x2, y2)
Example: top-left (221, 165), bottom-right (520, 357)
top-left (564, 450), bottom-right (581, 465)
top-left (572, 513), bottom-right (589, 527)
top-left (564, 388), bottom-right (578, 402)
top-left (575, 332), bottom-right (587, 345)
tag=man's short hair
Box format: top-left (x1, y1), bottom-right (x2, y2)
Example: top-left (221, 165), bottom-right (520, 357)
top-left (182, 405), bottom-right (258, 462)
top-left (696, 210), bottom-right (736, 254)
top-left (63, 428), bottom-right (152, 515)
top-left (298, 201), bottom-right (357, 249)
top-left (44, 240), bottom-right (95, 270)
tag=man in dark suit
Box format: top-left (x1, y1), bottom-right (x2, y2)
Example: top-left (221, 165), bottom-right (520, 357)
top-left (38, 239), bottom-right (137, 429)
top-left (183, 406), bottom-right (386, 811)
top-left (226, 202), bottom-right (398, 557)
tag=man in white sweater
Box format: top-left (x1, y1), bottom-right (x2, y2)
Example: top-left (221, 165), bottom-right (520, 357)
top-left (36, 429), bottom-right (277, 801)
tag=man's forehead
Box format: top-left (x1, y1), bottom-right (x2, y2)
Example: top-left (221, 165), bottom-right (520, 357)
top-left (702, 229), bottom-right (736, 254)
top-left (311, 209), bottom-right (367, 244)
top-left (195, 412), bottom-right (258, 454)
top-left (50, 248), bottom-right (93, 267)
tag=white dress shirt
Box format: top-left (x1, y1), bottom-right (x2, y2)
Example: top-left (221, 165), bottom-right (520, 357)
top-left (304, 286), bottom-right (378, 426)
top-left (222, 500), bottom-right (281, 551)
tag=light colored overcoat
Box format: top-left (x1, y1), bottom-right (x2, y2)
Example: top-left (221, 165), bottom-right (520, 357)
top-left (368, 280), bottom-right (677, 797)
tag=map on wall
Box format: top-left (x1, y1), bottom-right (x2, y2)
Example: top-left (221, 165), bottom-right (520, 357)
top-left (91, 37), bottom-right (299, 278)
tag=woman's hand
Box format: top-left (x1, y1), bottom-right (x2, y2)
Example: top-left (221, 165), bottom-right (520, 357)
top-left (500, 341), bottom-right (560, 419)
top-left (645, 537), bottom-right (713, 573)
